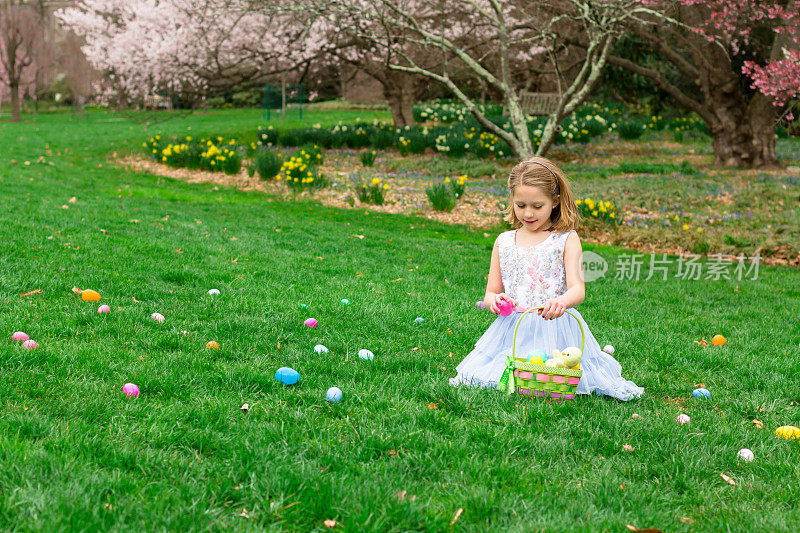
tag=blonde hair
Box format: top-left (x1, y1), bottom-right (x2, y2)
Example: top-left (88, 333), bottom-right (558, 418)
top-left (502, 157), bottom-right (581, 232)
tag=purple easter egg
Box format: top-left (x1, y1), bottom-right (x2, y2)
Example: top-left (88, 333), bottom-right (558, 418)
top-left (98, 305), bottom-right (111, 314)
top-left (304, 318), bottom-right (318, 328)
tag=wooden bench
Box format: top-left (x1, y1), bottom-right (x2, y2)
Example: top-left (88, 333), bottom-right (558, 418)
top-left (143, 94), bottom-right (173, 110)
top-left (504, 91), bottom-right (560, 116)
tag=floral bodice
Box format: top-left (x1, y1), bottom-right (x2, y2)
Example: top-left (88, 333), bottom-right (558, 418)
top-left (497, 229), bottom-right (574, 309)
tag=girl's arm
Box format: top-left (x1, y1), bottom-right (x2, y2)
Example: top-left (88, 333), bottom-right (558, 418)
top-left (538, 231), bottom-right (586, 319)
top-left (484, 238), bottom-right (515, 313)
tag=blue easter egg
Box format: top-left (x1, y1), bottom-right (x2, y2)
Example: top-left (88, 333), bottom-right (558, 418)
top-left (326, 387), bottom-right (343, 403)
top-left (414, 317), bottom-right (424, 324)
top-left (341, 299), bottom-right (349, 305)
top-left (692, 387), bottom-right (711, 398)
top-left (314, 344), bottom-right (329, 354)
top-left (527, 348), bottom-right (547, 363)
top-left (275, 366), bottom-right (300, 385)
top-left (358, 349), bottom-right (374, 361)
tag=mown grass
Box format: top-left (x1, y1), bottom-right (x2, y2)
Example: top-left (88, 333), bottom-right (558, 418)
top-left (1, 109), bottom-right (800, 531)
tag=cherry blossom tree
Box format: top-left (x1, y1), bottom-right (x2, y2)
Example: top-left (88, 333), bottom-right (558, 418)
top-left (1, 0), bottom-right (49, 121)
top-left (303, 0), bottom-right (668, 158)
top-left (57, 0), bottom-right (330, 107)
top-left (608, 0), bottom-right (800, 167)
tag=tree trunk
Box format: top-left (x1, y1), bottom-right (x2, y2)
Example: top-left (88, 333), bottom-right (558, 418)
top-left (10, 82), bottom-right (21, 122)
top-left (707, 94), bottom-right (778, 167)
top-left (383, 73), bottom-right (415, 127)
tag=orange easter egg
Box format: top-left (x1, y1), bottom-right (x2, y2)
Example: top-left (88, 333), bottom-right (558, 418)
top-left (206, 341), bottom-right (220, 350)
top-left (81, 289), bottom-right (101, 302)
top-left (712, 334), bottom-right (726, 346)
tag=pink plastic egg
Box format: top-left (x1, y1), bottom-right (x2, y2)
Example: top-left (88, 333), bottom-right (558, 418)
top-left (98, 305), bottom-right (111, 314)
top-left (498, 299), bottom-right (514, 317)
top-left (676, 413), bottom-right (690, 425)
top-left (304, 318), bottom-right (318, 328)
top-left (122, 383), bottom-right (140, 398)
top-left (12, 331), bottom-right (29, 342)
top-left (151, 312), bottom-right (165, 323)
top-left (22, 340), bottom-right (38, 350)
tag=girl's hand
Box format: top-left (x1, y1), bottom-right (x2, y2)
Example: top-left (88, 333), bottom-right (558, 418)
top-left (486, 293), bottom-right (516, 314)
top-left (538, 299), bottom-right (567, 320)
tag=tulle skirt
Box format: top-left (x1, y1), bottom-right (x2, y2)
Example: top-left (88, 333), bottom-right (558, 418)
top-left (449, 309), bottom-right (644, 401)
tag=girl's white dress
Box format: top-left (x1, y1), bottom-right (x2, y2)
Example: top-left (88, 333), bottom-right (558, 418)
top-left (450, 229), bottom-right (644, 401)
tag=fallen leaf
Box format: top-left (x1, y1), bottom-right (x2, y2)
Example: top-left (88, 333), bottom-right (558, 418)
top-left (21, 289), bottom-right (41, 297)
top-left (132, 297), bottom-right (140, 303)
top-left (316, 256), bottom-right (324, 260)
top-left (388, 449), bottom-right (399, 458)
top-left (680, 517), bottom-right (695, 525)
top-left (61, 205), bottom-right (69, 209)
top-left (752, 419), bottom-right (764, 429)
top-left (324, 519), bottom-right (337, 528)
top-left (411, 347), bottom-right (421, 351)
top-left (240, 403), bottom-right (249, 412)
top-left (239, 509), bottom-right (250, 519)
top-left (631, 413), bottom-right (642, 420)
top-left (396, 490), bottom-right (407, 500)
top-left (694, 382), bottom-right (706, 388)
top-left (353, 235), bottom-right (365, 239)
top-left (694, 339), bottom-right (710, 346)
top-left (619, 483), bottom-right (626, 490)
top-left (129, 219), bottom-right (140, 223)
top-left (174, 249), bottom-right (183, 254)
top-left (622, 444), bottom-right (634, 452)
top-left (100, 228), bottom-right (108, 235)
top-left (720, 473), bottom-right (736, 486)
top-left (162, 215), bottom-right (170, 221)
top-left (625, 526), bottom-right (663, 533)
top-left (277, 342), bottom-right (281, 349)
top-left (450, 508), bottom-right (463, 525)
top-left (68, 196), bottom-right (77, 204)
top-left (428, 403), bottom-right (438, 410)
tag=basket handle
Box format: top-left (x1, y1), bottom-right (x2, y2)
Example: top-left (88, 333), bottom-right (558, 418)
top-left (510, 306), bottom-right (585, 359)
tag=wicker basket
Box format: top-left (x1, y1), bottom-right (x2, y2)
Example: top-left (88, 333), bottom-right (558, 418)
top-left (497, 307), bottom-right (584, 401)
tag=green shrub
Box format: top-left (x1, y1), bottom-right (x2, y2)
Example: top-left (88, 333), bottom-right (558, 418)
top-left (360, 150), bottom-right (377, 167)
top-left (222, 148), bottom-right (242, 175)
top-left (369, 129), bottom-right (395, 150)
top-left (257, 126), bottom-right (279, 147)
top-left (426, 182), bottom-right (456, 212)
top-left (254, 149), bottom-right (283, 180)
top-left (617, 119), bottom-right (647, 140)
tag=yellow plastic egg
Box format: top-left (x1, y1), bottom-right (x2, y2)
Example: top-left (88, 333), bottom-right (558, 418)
top-left (81, 289), bottom-right (101, 302)
top-left (775, 425), bottom-right (800, 440)
top-left (530, 356), bottom-right (544, 366)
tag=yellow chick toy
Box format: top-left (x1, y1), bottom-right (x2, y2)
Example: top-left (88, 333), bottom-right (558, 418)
top-left (561, 347), bottom-right (583, 368)
top-left (545, 357), bottom-right (567, 368)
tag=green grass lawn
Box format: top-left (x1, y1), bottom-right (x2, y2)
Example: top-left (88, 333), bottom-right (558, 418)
top-left (2, 109), bottom-right (800, 531)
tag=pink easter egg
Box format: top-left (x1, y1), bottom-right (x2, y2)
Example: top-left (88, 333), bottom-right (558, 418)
top-left (676, 413), bottom-right (690, 425)
top-left (12, 331), bottom-right (29, 342)
top-left (498, 299), bottom-right (514, 317)
top-left (22, 340), bottom-right (38, 350)
top-left (303, 318), bottom-right (318, 328)
top-left (98, 305), bottom-right (111, 314)
top-left (475, 301), bottom-right (486, 309)
top-left (151, 312), bottom-right (165, 323)
top-left (122, 383), bottom-right (140, 398)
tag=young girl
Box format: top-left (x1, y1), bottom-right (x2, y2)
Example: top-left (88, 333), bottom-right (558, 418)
top-left (450, 157), bottom-right (643, 401)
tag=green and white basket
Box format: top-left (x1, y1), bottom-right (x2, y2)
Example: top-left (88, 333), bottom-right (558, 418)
top-left (497, 307), bottom-right (584, 401)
